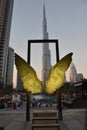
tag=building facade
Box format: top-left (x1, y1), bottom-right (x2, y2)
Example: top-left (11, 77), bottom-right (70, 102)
top-left (0, 0), bottom-right (14, 87)
top-left (41, 4), bottom-right (52, 92)
top-left (77, 73), bottom-right (83, 82)
top-left (6, 47), bottom-right (14, 87)
top-left (69, 62), bottom-right (77, 83)
top-left (16, 72), bottom-right (24, 91)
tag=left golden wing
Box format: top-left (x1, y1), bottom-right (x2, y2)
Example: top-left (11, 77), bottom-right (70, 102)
top-left (46, 52), bottom-right (73, 94)
top-left (15, 54), bottom-right (42, 93)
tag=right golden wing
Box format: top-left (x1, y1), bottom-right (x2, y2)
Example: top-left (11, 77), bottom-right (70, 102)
top-left (15, 54), bottom-right (42, 93)
top-left (46, 52), bottom-right (73, 94)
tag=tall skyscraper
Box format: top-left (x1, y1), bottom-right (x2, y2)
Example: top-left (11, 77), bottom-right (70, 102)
top-left (42, 4), bottom-right (51, 92)
top-left (0, 0), bottom-right (14, 87)
top-left (69, 62), bottom-right (77, 83)
top-left (6, 47), bottom-right (14, 87)
top-left (16, 73), bottom-right (24, 91)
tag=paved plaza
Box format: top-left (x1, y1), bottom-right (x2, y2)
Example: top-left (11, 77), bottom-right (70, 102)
top-left (59, 109), bottom-right (87, 130)
top-left (0, 108), bottom-right (87, 130)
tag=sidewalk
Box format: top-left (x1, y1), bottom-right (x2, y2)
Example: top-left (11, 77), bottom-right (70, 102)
top-left (0, 108), bottom-right (87, 130)
top-left (59, 109), bottom-right (87, 130)
top-left (4, 114), bottom-right (26, 130)
top-left (4, 120), bottom-right (26, 130)
top-left (0, 109), bottom-right (26, 130)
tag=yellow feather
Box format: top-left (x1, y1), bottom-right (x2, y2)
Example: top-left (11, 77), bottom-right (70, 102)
top-left (15, 52), bottom-right (73, 94)
top-left (15, 54), bottom-right (42, 93)
top-left (46, 52), bottom-right (73, 94)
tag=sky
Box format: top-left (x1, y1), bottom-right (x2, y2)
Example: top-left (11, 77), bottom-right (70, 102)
top-left (9, 0), bottom-right (87, 87)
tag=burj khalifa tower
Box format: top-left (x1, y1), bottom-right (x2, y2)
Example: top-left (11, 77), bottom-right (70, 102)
top-left (42, 4), bottom-right (51, 92)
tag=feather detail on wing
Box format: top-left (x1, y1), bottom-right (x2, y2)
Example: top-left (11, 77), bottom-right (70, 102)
top-left (46, 52), bottom-right (73, 94)
top-left (15, 53), bottom-right (42, 94)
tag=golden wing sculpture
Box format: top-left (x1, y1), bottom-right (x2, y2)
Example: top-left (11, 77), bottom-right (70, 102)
top-left (46, 52), bottom-right (73, 94)
top-left (15, 52), bottom-right (73, 94)
top-left (15, 54), bottom-right (42, 93)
